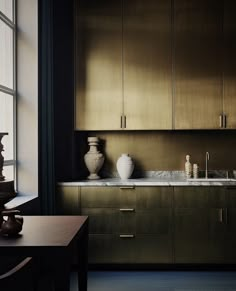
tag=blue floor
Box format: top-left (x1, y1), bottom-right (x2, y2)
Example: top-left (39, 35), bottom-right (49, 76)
top-left (71, 271), bottom-right (236, 291)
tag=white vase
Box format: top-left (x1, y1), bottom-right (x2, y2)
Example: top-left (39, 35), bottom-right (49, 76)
top-left (84, 137), bottom-right (104, 180)
top-left (116, 154), bottom-right (134, 180)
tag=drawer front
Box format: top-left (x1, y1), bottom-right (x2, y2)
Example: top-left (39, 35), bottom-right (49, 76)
top-left (81, 186), bottom-right (136, 208)
top-left (174, 187), bottom-right (208, 208)
top-left (81, 208), bottom-right (136, 234)
top-left (136, 187), bottom-right (172, 209)
top-left (80, 208), bottom-right (118, 234)
top-left (88, 234), bottom-right (172, 264)
top-left (136, 209), bottom-right (172, 235)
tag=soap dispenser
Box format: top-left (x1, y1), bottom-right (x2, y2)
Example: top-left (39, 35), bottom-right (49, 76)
top-left (185, 155), bottom-right (192, 179)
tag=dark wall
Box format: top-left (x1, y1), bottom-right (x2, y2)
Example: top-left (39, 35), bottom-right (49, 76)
top-left (53, 0), bottom-right (75, 181)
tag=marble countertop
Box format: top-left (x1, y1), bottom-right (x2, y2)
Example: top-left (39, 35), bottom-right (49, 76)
top-left (58, 170), bottom-right (236, 187)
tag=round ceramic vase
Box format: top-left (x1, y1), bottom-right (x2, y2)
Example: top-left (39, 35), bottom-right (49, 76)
top-left (116, 154), bottom-right (134, 180)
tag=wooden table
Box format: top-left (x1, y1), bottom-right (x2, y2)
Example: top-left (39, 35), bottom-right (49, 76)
top-left (0, 215), bottom-right (88, 291)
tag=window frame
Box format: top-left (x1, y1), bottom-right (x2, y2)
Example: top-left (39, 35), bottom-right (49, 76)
top-left (0, 0), bottom-right (17, 185)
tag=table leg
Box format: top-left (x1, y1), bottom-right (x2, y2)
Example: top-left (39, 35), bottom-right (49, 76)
top-left (77, 223), bottom-right (88, 291)
top-left (53, 253), bottom-right (71, 291)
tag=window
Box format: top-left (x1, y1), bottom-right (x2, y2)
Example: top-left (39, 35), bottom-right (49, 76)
top-left (0, 0), bottom-right (16, 181)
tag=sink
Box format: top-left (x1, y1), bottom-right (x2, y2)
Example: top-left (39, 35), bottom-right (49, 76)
top-left (187, 178), bottom-right (236, 182)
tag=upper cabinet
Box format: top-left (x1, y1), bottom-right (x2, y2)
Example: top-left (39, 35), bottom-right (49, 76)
top-left (174, 0), bottom-right (223, 129)
top-left (75, 0), bottom-right (123, 130)
top-left (75, 0), bottom-right (172, 130)
top-left (75, 0), bottom-right (236, 131)
top-left (123, 0), bottom-right (172, 130)
top-left (223, 0), bottom-right (236, 129)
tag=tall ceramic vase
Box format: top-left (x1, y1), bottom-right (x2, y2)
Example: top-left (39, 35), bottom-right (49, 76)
top-left (84, 137), bottom-right (104, 180)
top-left (116, 154), bottom-right (134, 180)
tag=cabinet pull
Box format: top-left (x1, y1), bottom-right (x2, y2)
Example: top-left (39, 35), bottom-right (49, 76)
top-left (119, 234), bottom-right (135, 238)
top-left (119, 208), bottom-right (135, 212)
top-left (120, 115), bottom-right (123, 128)
top-left (124, 115), bottom-right (126, 128)
top-left (119, 186), bottom-right (135, 190)
top-left (219, 114), bottom-right (223, 128)
top-left (218, 208), bottom-right (223, 223)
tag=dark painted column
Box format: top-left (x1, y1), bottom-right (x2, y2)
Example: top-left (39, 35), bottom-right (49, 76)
top-left (38, 0), bottom-right (55, 214)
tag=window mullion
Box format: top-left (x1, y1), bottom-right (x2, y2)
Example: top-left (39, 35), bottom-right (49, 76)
top-left (0, 11), bottom-right (15, 29)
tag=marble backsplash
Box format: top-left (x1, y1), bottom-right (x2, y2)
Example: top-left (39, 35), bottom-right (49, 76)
top-left (101, 169), bottom-right (236, 179)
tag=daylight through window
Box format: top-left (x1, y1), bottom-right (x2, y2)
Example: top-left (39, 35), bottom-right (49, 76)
top-left (0, 0), bottom-right (16, 181)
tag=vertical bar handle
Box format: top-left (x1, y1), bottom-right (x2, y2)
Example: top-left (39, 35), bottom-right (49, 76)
top-left (219, 114), bottom-right (223, 128)
top-left (218, 208), bottom-right (223, 223)
top-left (120, 115), bottom-right (123, 128)
top-left (124, 115), bottom-right (126, 129)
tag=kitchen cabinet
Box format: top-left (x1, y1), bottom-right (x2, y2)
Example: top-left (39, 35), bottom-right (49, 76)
top-left (75, 0), bottom-right (123, 130)
top-left (174, 0), bottom-right (223, 129)
top-left (224, 186), bottom-right (236, 263)
top-left (75, 0), bottom-right (172, 130)
top-left (57, 185), bottom-right (172, 264)
top-left (57, 184), bottom-right (236, 265)
top-left (174, 187), bottom-right (229, 263)
top-left (81, 186), bottom-right (173, 264)
top-left (123, 0), bottom-right (172, 129)
top-left (223, 0), bottom-right (236, 129)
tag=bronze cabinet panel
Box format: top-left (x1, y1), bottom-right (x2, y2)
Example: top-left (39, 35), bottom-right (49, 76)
top-left (123, 0), bottom-right (172, 129)
top-left (174, 208), bottom-right (209, 263)
top-left (56, 186), bottom-right (80, 215)
top-left (136, 210), bottom-right (172, 235)
top-left (80, 208), bottom-right (118, 234)
top-left (75, 0), bottom-right (123, 130)
top-left (89, 234), bottom-right (172, 264)
top-left (174, 187), bottom-right (208, 208)
top-left (174, 186), bottom-right (228, 263)
top-left (81, 186), bottom-right (135, 208)
top-left (174, 0), bottom-right (223, 129)
top-left (136, 186), bottom-right (172, 209)
top-left (223, 0), bottom-right (236, 129)
top-left (88, 234), bottom-right (114, 264)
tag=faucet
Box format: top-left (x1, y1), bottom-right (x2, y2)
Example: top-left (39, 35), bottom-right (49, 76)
top-left (205, 152), bottom-right (210, 179)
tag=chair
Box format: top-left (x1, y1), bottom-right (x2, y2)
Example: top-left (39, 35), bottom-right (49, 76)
top-left (0, 257), bottom-right (37, 291)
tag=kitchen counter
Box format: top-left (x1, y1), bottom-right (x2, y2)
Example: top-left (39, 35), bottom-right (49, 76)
top-left (58, 178), bottom-right (236, 187)
top-left (58, 171), bottom-right (236, 187)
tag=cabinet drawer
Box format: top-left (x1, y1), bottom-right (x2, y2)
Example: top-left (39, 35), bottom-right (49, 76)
top-left (136, 187), bottom-right (172, 209)
top-left (81, 186), bottom-right (135, 208)
top-left (136, 210), bottom-right (172, 235)
top-left (81, 208), bottom-right (118, 234)
top-left (88, 234), bottom-right (172, 264)
top-left (81, 208), bottom-right (136, 234)
top-left (174, 187), bottom-right (208, 208)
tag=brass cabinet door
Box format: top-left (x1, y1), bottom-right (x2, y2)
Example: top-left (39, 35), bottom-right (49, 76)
top-left (56, 186), bottom-right (80, 214)
top-left (136, 187), bottom-right (173, 263)
top-left (75, 1), bottom-right (123, 130)
top-left (123, 0), bottom-right (172, 129)
top-left (174, 187), bottom-right (227, 263)
top-left (174, 0), bottom-right (223, 129)
top-left (223, 1), bottom-right (236, 129)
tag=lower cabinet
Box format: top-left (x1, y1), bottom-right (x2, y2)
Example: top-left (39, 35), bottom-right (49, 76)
top-left (174, 186), bottom-right (236, 264)
top-left (80, 186), bottom-right (173, 264)
top-left (56, 184), bottom-right (236, 264)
